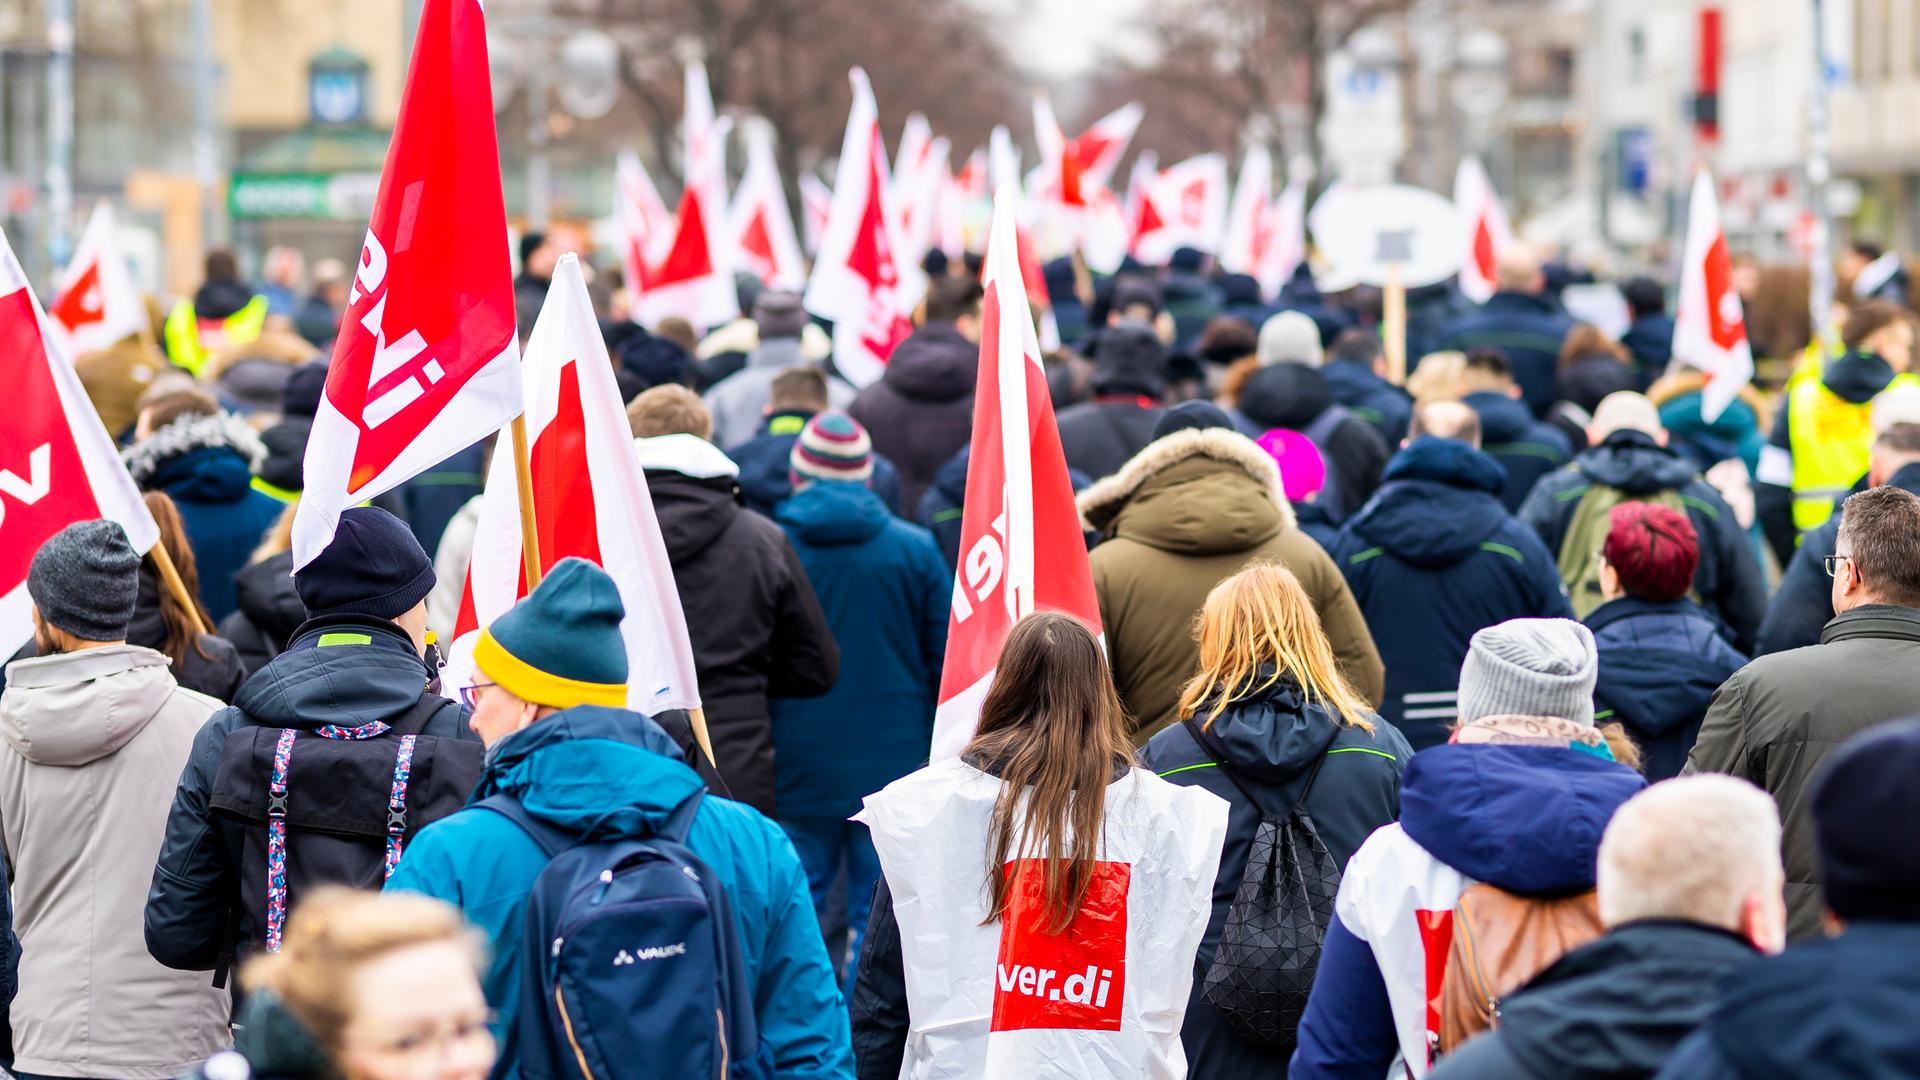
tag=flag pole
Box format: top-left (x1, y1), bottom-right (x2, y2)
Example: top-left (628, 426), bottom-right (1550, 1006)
top-left (1383, 261), bottom-right (1408, 386)
top-left (149, 540), bottom-right (209, 636)
top-left (687, 707), bottom-right (718, 771)
top-left (510, 414), bottom-right (542, 590)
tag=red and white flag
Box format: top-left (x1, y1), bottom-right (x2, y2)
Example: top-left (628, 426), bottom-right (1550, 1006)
top-left (1125, 151), bottom-right (1163, 254)
top-left (50, 202), bottom-right (147, 355)
top-left (799, 173), bottom-right (833, 257)
top-left (0, 228), bottom-right (158, 655)
top-left (1454, 154), bottom-right (1513, 304)
top-left (1260, 175), bottom-right (1310, 297)
top-left (1673, 170), bottom-right (1754, 423)
top-left (892, 112), bottom-right (934, 203)
top-left (1066, 102), bottom-right (1144, 198)
top-left (1033, 97), bottom-right (1142, 209)
top-left (630, 59), bottom-right (738, 330)
top-left (929, 184), bottom-right (1101, 760)
top-left (730, 121), bottom-right (808, 292)
top-left (898, 135), bottom-right (951, 274)
top-left (445, 254), bottom-right (701, 715)
top-left (294, 0), bottom-right (520, 569)
top-left (615, 150), bottom-right (673, 298)
top-left (1133, 153), bottom-right (1228, 265)
top-left (1219, 144), bottom-right (1274, 281)
top-left (803, 67), bottom-right (924, 388)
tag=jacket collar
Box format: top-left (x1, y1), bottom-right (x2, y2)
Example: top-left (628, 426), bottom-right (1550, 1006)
top-left (1821, 604), bottom-right (1920, 645)
top-left (1585, 595), bottom-right (1711, 634)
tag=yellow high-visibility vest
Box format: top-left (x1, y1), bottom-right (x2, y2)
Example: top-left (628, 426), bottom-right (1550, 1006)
top-left (163, 295), bottom-right (269, 377)
top-left (1789, 371), bottom-right (1920, 530)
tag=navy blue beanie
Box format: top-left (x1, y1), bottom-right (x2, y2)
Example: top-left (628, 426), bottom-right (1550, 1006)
top-left (1152, 401), bottom-right (1237, 441)
top-left (1813, 719), bottom-right (1920, 923)
top-left (294, 506), bottom-right (435, 620)
top-left (474, 557), bottom-right (628, 708)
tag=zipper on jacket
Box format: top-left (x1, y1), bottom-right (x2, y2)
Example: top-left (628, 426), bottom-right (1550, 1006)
top-left (1457, 893), bottom-right (1497, 1017)
top-left (556, 983), bottom-right (594, 1080)
top-left (715, 1007), bottom-right (728, 1079)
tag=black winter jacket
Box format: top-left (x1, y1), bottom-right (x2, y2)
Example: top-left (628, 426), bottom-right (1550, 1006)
top-left (1141, 672), bottom-right (1411, 1077)
top-left (1055, 399), bottom-right (1165, 481)
top-left (1441, 291), bottom-right (1575, 418)
top-left (849, 322), bottom-right (977, 511)
top-left (216, 552), bottom-right (308, 676)
top-left (645, 467), bottom-right (839, 815)
top-left (143, 615), bottom-right (474, 974)
top-left (1467, 391), bottom-right (1572, 512)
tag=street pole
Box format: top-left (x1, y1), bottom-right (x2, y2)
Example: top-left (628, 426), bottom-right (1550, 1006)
top-left (190, 0), bottom-right (221, 252)
top-left (45, 0), bottom-right (73, 273)
top-left (1808, 0), bottom-right (1836, 344)
top-left (526, 37), bottom-right (551, 232)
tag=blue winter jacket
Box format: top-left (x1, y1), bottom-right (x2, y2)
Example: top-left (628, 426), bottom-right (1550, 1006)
top-left (1441, 291), bottom-right (1575, 418)
top-left (1620, 312), bottom-right (1675, 388)
top-left (1290, 743), bottom-right (1646, 1080)
top-left (1656, 922), bottom-right (1920, 1080)
top-left (1586, 596), bottom-right (1748, 781)
top-left (771, 482), bottom-right (950, 821)
top-left (129, 427), bottom-right (284, 622)
top-left (386, 706), bottom-right (854, 1080)
top-left (729, 411), bottom-right (901, 519)
top-left (1323, 360), bottom-right (1414, 446)
top-left (1331, 439), bottom-right (1574, 748)
top-left (1466, 390), bottom-right (1573, 512)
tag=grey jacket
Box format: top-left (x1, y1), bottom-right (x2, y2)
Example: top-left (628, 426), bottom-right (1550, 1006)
top-left (0, 645), bottom-right (230, 1078)
top-left (703, 337), bottom-right (856, 448)
top-left (1684, 604), bottom-right (1920, 941)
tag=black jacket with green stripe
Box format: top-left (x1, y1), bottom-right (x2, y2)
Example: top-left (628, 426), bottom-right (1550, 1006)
top-left (1140, 671), bottom-right (1412, 1078)
top-left (1517, 429), bottom-right (1768, 652)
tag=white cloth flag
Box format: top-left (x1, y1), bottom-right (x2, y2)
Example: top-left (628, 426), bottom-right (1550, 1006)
top-left (1453, 154), bottom-right (1513, 304)
top-left (1672, 170), bottom-right (1755, 424)
top-left (630, 59), bottom-right (738, 329)
top-left (1219, 144), bottom-right (1274, 279)
top-left (50, 202), bottom-right (148, 354)
top-left (444, 254), bottom-right (701, 715)
top-left (730, 122), bottom-right (808, 292)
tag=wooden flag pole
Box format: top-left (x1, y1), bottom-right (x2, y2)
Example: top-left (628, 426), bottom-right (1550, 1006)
top-left (510, 414), bottom-right (543, 591)
top-left (688, 706), bottom-right (719, 771)
top-left (1383, 261), bottom-right (1408, 386)
top-left (149, 541), bottom-right (208, 636)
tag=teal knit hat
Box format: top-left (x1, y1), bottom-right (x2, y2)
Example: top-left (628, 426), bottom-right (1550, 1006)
top-left (474, 557), bottom-right (629, 708)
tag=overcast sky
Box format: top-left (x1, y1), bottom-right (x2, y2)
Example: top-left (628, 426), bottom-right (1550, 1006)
top-left (993, 0), bottom-right (1153, 80)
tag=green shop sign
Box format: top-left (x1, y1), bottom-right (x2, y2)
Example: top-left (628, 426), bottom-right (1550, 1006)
top-left (229, 172), bottom-right (380, 221)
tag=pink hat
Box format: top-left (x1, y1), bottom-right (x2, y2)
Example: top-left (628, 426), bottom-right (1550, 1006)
top-left (1255, 428), bottom-right (1328, 503)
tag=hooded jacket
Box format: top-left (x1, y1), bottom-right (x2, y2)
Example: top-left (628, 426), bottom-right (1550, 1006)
top-left (1079, 428), bottom-right (1385, 740)
top-left (385, 706), bottom-right (853, 1080)
top-left (1441, 291), bottom-right (1575, 418)
top-left (1055, 325), bottom-right (1169, 480)
top-left (1757, 349), bottom-right (1906, 562)
top-left (727, 410), bottom-right (902, 518)
top-left (216, 552), bottom-right (308, 676)
top-left (1240, 362), bottom-right (1392, 518)
top-left (1619, 312), bottom-right (1675, 386)
top-left (1685, 604), bottom-right (1920, 941)
top-left (1648, 370), bottom-right (1770, 477)
top-left (704, 337), bottom-right (857, 449)
top-left (771, 482), bottom-right (950, 821)
top-left (1143, 672), bottom-right (1412, 1076)
top-left (1654, 921), bottom-right (1920, 1080)
top-left (1587, 596), bottom-right (1747, 782)
top-left (1322, 359), bottom-right (1413, 445)
top-left (1465, 390), bottom-right (1573, 512)
top-left (1331, 438), bottom-right (1574, 748)
top-left (1519, 430), bottom-right (1768, 652)
top-left (1, 645), bottom-right (231, 1078)
top-left (3, 570), bottom-right (249, 702)
top-left (1426, 920), bottom-right (1761, 1080)
top-left (640, 434), bottom-right (839, 814)
top-left (1758, 461), bottom-right (1920, 656)
top-left (1289, 742), bottom-right (1647, 1080)
top-left (848, 321), bottom-right (977, 511)
top-left (144, 615), bottom-right (474, 974)
top-left (123, 413), bottom-right (286, 622)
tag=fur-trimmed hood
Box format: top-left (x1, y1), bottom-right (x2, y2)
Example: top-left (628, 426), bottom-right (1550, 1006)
top-left (1077, 427), bottom-right (1296, 554)
top-left (122, 412), bottom-right (267, 489)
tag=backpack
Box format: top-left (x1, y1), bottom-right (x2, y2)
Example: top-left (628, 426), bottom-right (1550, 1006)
top-left (1436, 884), bottom-right (1604, 1053)
top-left (1185, 719), bottom-right (1340, 1051)
top-left (476, 789), bottom-right (763, 1080)
top-left (210, 694), bottom-right (483, 957)
top-left (1555, 483), bottom-right (1691, 617)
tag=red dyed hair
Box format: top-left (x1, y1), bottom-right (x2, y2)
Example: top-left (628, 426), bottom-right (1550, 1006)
top-left (1603, 502), bottom-right (1700, 602)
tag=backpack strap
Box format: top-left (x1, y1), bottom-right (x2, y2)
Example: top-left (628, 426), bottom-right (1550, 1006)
top-left (1182, 716), bottom-right (1331, 819)
top-left (382, 735), bottom-right (419, 880)
top-left (263, 728), bottom-right (297, 953)
top-left (473, 793), bottom-right (577, 860)
top-left (654, 789), bottom-right (705, 847)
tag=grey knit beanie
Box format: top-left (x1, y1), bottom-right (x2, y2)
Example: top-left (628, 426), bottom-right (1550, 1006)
top-left (1456, 618), bottom-right (1598, 728)
top-left (1257, 310), bottom-right (1325, 367)
top-left (28, 519), bottom-right (141, 642)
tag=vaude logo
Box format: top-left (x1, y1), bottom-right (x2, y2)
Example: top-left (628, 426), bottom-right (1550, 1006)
top-left (612, 942), bottom-right (688, 966)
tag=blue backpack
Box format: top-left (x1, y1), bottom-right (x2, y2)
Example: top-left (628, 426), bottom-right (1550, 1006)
top-left (477, 789), bottom-right (765, 1079)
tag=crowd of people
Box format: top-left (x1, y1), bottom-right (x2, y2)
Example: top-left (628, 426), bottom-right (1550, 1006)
top-left (8, 225), bottom-right (1920, 1080)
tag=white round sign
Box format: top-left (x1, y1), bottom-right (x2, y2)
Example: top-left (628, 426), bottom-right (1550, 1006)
top-left (1310, 183), bottom-right (1464, 289)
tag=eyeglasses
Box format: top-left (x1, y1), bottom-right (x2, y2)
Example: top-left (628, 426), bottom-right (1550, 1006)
top-left (458, 682), bottom-right (497, 709)
top-left (1824, 554), bottom-right (1853, 578)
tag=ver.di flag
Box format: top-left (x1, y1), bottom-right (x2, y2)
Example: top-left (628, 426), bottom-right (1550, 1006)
top-left (1454, 154), bottom-right (1513, 304)
top-left (730, 121), bottom-right (808, 292)
top-left (294, 0), bottom-right (521, 569)
top-left (929, 184), bottom-right (1101, 761)
top-left (615, 149), bottom-right (673, 307)
top-left (0, 227), bottom-right (158, 656)
top-left (445, 254), bottom-right (700, 716)
top-left (1672, 170), bottom-right (1754, 423)
top-left (629, 59), bottom-right (738, 329)
top-left (50, 201), bottom-right (148, 355)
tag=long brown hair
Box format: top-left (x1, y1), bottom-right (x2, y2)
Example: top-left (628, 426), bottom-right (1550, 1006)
top-left (1178, 563), bottom-right (1375, 732)
top-left (1558, 323), bottom-right (1631, 372)
top-left (965, 612), bottom-right (1135, 935)
top-left (142, 491), bottom-right (217, 664)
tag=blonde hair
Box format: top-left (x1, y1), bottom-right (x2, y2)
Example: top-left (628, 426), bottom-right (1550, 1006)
top-left (1407, 351), bottom-right (1467, 406)
top-left (253, 502), bottom-right (298, 563)
top-left (243, 887), bottom-right (483, 1053)
top-left (626, 384), bottom-right (711, 440)
top-left (1177, 563), bottom-right (1375, 733)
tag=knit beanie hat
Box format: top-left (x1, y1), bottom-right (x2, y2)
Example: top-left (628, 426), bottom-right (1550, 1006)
top-left (473, 557), bottom-right (628, 709)
top-left (1151, 400), bottom-right (1236, 440)
top-left (294, 506), bottom-right (435, 620)
top-left (28, 519), bottom-right (141, 641)
top-left (1257, 310), bottom-right (1325, 367)
top-left (753, 291), bottom-right (808, 340)
top-left (790, 411), bottom-right (874, 485)
top-left (1456, 618), bottom-right (1598, 728)
top-left (1813, 719), bottom-right (1920, 922)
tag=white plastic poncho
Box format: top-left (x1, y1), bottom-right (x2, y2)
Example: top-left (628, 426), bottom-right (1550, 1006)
top-left (857, 758), bottom-right (1229, 1079)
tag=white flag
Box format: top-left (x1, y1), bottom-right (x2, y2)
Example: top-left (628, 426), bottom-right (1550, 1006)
top-left (1219, 144), bottom-right (1274, 279)
top-left (1454, 154), bottom-right (1513, 304)
top-left (50, 202), bottom-right (148, 355)
top-left (730, 122), bottom-right (808, 292)
top-left (630, 59), bottom-right (738, 329)
top-left (1672, 170), bottom-right (1754, 423)
top-left (1134, 153), bottom-right (1228, 264)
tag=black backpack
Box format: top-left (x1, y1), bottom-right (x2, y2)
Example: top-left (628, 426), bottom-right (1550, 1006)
top-left (210, 695), bottom-right (484, 958)
top-left (1185, 718), bottom-right (1340, 1050)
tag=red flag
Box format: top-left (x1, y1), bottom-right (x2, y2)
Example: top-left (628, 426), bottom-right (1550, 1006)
top-left (631, 59), bottom-right (738, 329)
top-left (51, 202), bottom-right (148, 355)
top-left (1673, 169), bottom-right (1754, 422)
top-left (929, 184), bottom-right (1101, 759)
top-left (1453, 155), bottom-right (1513, 303)
top-left (730, 121), bottom-right (808, 291)
top-left (445, 255), bottom-right (701, 715)
top-left (0, 228), bottom-right (158, 655)
top-left (294, 0), bottom-right (521, 568)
